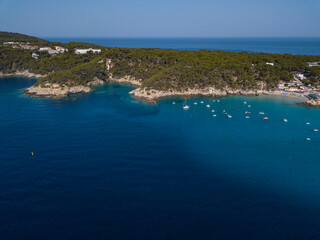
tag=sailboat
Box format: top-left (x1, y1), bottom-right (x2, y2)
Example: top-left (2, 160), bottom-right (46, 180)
top-left (183, 100), bottom-right (190, 110)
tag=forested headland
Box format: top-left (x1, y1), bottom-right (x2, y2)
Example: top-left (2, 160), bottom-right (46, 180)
top-left (1, 31), bottom-right (319, 98)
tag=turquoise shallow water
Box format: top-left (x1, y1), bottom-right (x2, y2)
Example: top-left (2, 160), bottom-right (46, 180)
top-left (1, 77), bottom-right (320, 239)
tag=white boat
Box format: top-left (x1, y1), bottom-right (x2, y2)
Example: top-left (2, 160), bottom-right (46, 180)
top-left (211, 110), bottom-right (215, 112)
top-left (213, 100), bottom-right (216, 102)
top-left (217, 100), bottom-right (220, 102)
top-left (258, 112), bottom-right (265, 115)
top-left (245, 116), bottom-right (250, 119)
top-left (306, 138), bottom-right (311, 141)
top-left (213, 114), bottom-right (217, 117)
top-left (194, 102), bottom-right (197, 105)
top-left (248, 105), bottom-right (251, 108)
top-left (172, 102), bottom-right (176, 104)
top-left (263, 117), bottom-right (269, 120)
top-left (314, 129), bottom-right (319, 132)
top-left (206, 104), bottom-right (210, 108)
top-left (183, 100), bottom-right (190, 110)
top-left (223, 110), bottom-right (226, 113)
top-left (227, 114), bottom-right (232, 118)
top-left (200, 101), bottom-right (204, 104)
top-left (306, 122), bottom-right (310, 125)
top-left (244, 101), bottom-right (247, 104)
top-left (283, 119), bottom-right (288, 122)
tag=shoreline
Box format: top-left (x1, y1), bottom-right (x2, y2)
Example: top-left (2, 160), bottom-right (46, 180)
top-left (0, 70), bottom-right (46, 79)
top-left (3, 73), bottom-right (319, 106)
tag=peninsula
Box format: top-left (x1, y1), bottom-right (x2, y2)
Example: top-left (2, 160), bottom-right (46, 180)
top-left (1, 31), bottom-right (320, 106)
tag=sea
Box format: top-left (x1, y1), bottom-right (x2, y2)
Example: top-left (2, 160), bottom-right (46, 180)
top-left (1, 39), bottom-right (320, 240)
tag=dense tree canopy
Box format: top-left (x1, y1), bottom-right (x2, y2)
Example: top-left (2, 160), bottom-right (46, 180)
top-left (1, 31), bottom-right (320, 91)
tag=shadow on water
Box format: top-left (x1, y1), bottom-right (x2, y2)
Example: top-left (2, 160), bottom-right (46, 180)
top-left (1, 78), bottom-right (320, 240)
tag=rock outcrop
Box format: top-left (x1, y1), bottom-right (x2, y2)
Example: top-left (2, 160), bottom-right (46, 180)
top-left (306, 98), bottom-right (320, 107)
top-left (25, 83), bottom-right (93, 97)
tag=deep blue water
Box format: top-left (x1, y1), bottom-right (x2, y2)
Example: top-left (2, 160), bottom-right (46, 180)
top-left (45, 37), bottom-right (320, 55)
top-left (1, 77), bottom-right (320, 239)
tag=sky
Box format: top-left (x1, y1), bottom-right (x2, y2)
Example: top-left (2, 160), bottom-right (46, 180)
top-left (0, 0), bottom-right (320, 38)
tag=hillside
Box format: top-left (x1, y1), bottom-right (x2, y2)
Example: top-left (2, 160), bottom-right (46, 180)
top-left (0, 31), bottom-right (320, 100)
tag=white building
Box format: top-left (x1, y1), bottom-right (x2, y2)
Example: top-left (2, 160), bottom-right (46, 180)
top-left (75, 48), bottom-right (102, 54)
top-left (55, 46), bottom-right (67, 53)
top-left (32, 53), bottom-right (39, 59)
top-left (266, 62), bottom-right (274, 66)
top-left (308, 62), bottom-right (320, 67)
top-left (295, 73), bottom-right (307, 80)
top-left (39, 47), bottom-right (52, 52)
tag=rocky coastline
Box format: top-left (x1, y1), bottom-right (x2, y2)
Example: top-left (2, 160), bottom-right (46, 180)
top-left (305, 98), bottom-right (320, 107)
top-left (3, 70), bottom-right (319, 106)
top-left (24, 77), bottom-right (106, 97)
top-left (0, 70), bottom-right (46, 79)
top-left (129, 86), bottom-right (266, 102)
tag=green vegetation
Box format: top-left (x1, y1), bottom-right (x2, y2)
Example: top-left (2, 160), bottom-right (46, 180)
top-left (1, 31), bottom-right (320, 91)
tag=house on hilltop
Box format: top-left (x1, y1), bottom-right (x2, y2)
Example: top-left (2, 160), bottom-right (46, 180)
top-left (75, 48), bottom-right (101, 54)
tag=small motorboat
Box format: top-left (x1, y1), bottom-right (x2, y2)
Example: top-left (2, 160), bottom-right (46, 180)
top-left (258, 112), bottom-right (265, 115)
top-left (263, 117), bottom-right (269, 120)
top-left (211, 110), bottom-right (215, 112)
top-left (306, 138), bottom-right (311, 141)
top-left (213, 100), bottom-right (216, 102)
top-left (245, 116), bottom-right (250, 119)
top-left (244, 101), bottom-right (247, 104)
top-left (206, 104), bottom-right (210, 108)
top-left (200, 101), bottom-right (204, 104)
top-left (223, 110), bottom-right (226, 113)
top-left (213, 114), bottom-right (217, 117)
top-left (306, 122), bottom-right (310, 125)
top-left (217, 100), bottom-right (220, 102)
top-left (283, 119), bottom-right (288, 122)
top-left (172, 102), bottom-right (176, 104)
top-left (194, 102), bottom-right (197, 105)
top-left (314, 129), bottom-right (319, 132)
top-left (227, 114), bottom-right (232, 118)
top-left (248, 105), bottom-right (251, 108)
